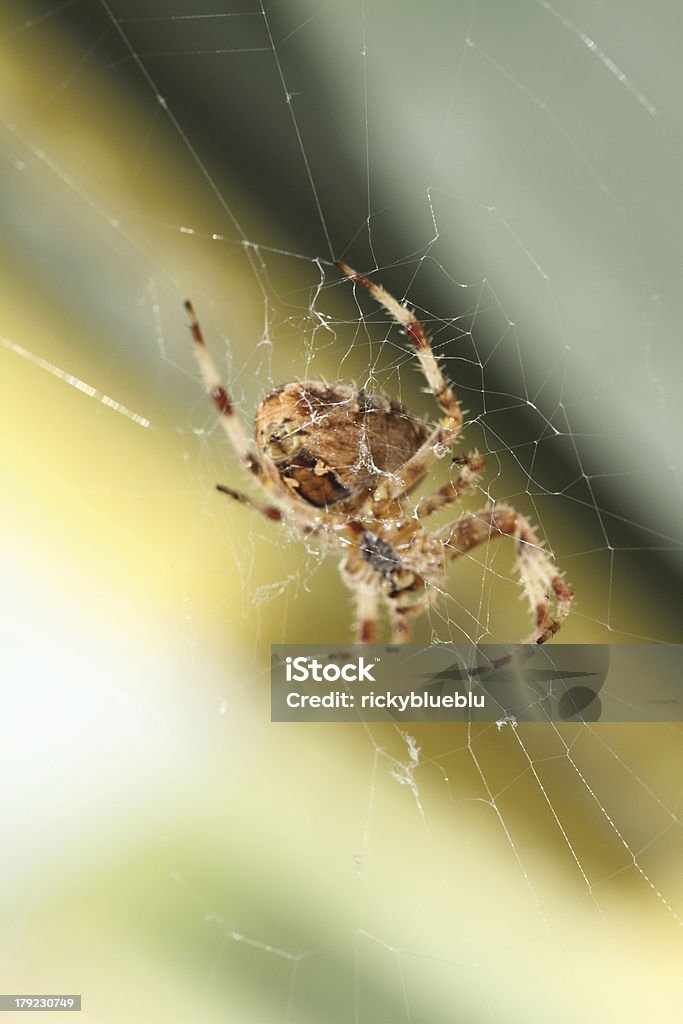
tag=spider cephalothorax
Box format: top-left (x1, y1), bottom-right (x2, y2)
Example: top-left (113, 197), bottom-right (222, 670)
top-left (187, 263), bottom-right (573, 644)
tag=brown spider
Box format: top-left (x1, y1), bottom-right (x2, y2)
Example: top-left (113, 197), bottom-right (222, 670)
top-left (186, 263), bottom-right (573, 645)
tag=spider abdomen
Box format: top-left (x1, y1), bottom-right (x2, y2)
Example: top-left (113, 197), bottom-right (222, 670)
top-left (255, 382), bottom-right (431, 507)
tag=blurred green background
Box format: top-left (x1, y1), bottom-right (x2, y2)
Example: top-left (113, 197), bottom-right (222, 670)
top-left (1, 2), bottom-right (682, 1021)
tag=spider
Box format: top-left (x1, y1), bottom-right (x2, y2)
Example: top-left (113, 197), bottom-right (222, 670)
top-left (186, 263), bottom-right (573, 645)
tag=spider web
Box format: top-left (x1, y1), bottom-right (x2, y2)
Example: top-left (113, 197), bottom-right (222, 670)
top-left (1, 1), bottom-right (682, 1021)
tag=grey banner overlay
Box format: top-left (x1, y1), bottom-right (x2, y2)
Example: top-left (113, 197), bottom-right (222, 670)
top-left (271, 645), bottom-right (683, 723)
top-left (0, 997), bottom-right (81, 1012)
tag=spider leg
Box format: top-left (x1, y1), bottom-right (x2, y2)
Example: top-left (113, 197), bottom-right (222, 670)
top-left (216, 483), bottom-right (356, 558)
top-left (413, 451), bottom-right (485, 518)
top-left (372, 445), bottom-right (483, 516)
top-left (388, 607), bottom-right (414, 644)
top-left (336, 262), bottom-right (463, 435)
top-left (367, 425), bottom-right (443, 506)
top-left (438, 505), bottom-right (573, 644)
top-left (215, 484), bottom-right (283, 522)
top-left (186, 300), bottom-right (279, 484)
top-left (354, 582), bottom-right (380, 644)
top-left (339, 552), bottom-right (381, 643)
top-left (188, 299), bottom-right (333, 529)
